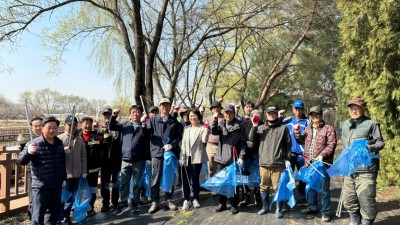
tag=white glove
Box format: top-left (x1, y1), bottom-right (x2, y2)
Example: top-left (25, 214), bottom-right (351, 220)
top-left (64, 146), bottom-right (71, 154)
top-left (140, 114), bottom-right (149, 124)
top-left (163, 144), bottom-right (173, 151)
top-left (17, 134), bottom-right (26, 143)
top-left (285, 160), bottom-right (291, 168)
top-left (246, 141), bottom-right (254, 148)
top-left (315, 155), bottom-right (323, 161)
top-left (28, 143), bottom-right (38, 155)
top-left (237, 158), bottom-right (244, 165)
top-left (82, 174), bottom-right (87, 178)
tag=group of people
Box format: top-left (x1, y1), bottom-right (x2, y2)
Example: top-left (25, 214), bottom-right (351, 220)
top-left (17, 97), bottom-right (384, 225)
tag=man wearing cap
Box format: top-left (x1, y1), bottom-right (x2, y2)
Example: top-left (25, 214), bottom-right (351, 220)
top-left (79, 116), bottom-right (105, 217)
top-left (211, 104), bottom-right (246, 215)
top-left (57, 115), bottom-right (87, 224)
top-left (148, 106), bottom-right (159, 118)
top-left (18, 117), bottom-right (66, 225)
top-left (143, 97), bottom-right (183, 214)
top-left (283, 99), bottom-right (310, 197)
top-left (294, 106), bottom-right (336, 222)
top-left (249, 106), bottom-right (292, 218)
top-left (109, 105), bottom-right (151, 214)
top-left (204, 101), bottom-right (224, 179)
top-left (100, 106), bottom-right (122, 212)
top-left (341, 98), bottom-right (384, 225)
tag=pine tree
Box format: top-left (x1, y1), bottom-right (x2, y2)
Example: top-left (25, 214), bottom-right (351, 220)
top-left (335, 0), bottom-right (400, 186)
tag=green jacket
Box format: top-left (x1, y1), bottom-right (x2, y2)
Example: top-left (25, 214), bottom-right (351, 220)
top-left (341, 115), bottom-right (385, 173)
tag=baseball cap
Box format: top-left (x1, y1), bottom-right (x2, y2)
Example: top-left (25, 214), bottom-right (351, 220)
top-left (347, 97), bottom-right (366, 108)
top-left (179, 107), bottom-right (190, 117)
top-left (101, 106), bottom-right (112, 115)
top-left (224, 104), bottom-right (235, 113)
top-left (309, 106), bottom-right (323, 115)
top-left (266, 106), bottom-right (278, 113)
top-left (64, 115), bottom-right (79, 125)
top-left (158, 97), bottom-right (171, 106)
top-left (293, 100), bottom-right (305, 109)
top-left (149, 106), bottom-right (159, 113)
top-left (210, 101), bottom-right (222, 110)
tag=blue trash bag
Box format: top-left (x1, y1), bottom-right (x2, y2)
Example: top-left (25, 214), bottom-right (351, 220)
top-left (327, 139), bottom-right (380, 177)
top-left (199, 161), bottom-right (209, 185)
top-left (244, 155), bottom-right (261, 187)
top-left (202, 162), bottom-right (237, 198)
top-left (270, 166), bottom-right (296, 209)
top-left (295, 161), bottom-right (325, 193)
top-left (72, 177), bottom-right (92, 223)
top-left (61, 188), bottom-right (72, 203)
top-left (161, 151), bottom-right (178, 193)
top-left (139, 162), bottom-right (152, 197)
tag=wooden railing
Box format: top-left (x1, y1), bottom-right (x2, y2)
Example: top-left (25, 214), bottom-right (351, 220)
top-left (0, 146), bottom-right (28, 217)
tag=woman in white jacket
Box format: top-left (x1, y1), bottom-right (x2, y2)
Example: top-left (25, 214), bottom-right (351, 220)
top-left (179, 108), bottom-right (209, 209)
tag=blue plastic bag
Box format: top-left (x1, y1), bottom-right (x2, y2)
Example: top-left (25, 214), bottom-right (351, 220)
top-left (296, 161), bottom-right (325, 193)
top-left (72, 177), bottom-right (92, 223)
top-left (202, 163), bottom-right (237, 198)
top-left (139, 162), bottom-right (152, 197)
top-left (244, 155), bottom-right (261, 187)
top-left (270, 166), bottom-right (296, 209)
top-left (161, 151), bottom-right (178, 193)
top-left (327, 139), bottom-right (380, 177)
top-left (61, 189), bottom-right (72, 203)
top-left (199, 162), bottom-right (209, 185)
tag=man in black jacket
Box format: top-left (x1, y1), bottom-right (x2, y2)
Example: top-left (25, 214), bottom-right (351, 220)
top-left (18, 117), bottom-right (66, 225)
top-left (143, 97), bottom-right (183, 214)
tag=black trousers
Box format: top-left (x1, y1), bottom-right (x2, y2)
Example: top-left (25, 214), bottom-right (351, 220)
top-left (31, 187), bottom-right (62, 225)
top-left (101, 158), bottom-right (121, 207)
top-left (216, 163), bottom-right (239, 207)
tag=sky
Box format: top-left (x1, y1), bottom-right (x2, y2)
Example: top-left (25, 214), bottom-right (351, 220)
top-left (0, 29), bottom-right (117, 105)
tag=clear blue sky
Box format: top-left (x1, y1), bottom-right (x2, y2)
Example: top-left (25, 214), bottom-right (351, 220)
top-left (0, 29), bottom-right (116, 105)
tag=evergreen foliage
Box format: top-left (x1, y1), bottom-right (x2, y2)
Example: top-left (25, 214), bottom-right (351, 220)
top-left (334, 0), bottom-right (400, 186)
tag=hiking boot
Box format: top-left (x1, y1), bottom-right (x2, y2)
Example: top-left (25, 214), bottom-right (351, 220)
top-left (349, 213), bottom-right (361, 225)
top-left (301, 207), bottom-right (318, 214)
top-left (214, 204), bottom-right (227, 212)
top-left (321, 213), bottom-right (331, 222)
top-left (361, 219), bottom-right (374, 225)
top-left (148, 202), bottom-right (158, 214)
top-left (182, 200), bottom-right (191, 210)
top-left (230, 206), bottom-right (238, 215)
top-left (164, 200), bottom-right (177, 211)
top-left (193, 199), bottom-right (201, 208)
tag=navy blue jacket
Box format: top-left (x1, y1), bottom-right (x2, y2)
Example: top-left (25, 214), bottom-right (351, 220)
top-left (144, 114), bottom-right (183, 158)
top-left (109, 115), bottom-right (151, 161)
top-left (18, 135), bottom-right (66, 188)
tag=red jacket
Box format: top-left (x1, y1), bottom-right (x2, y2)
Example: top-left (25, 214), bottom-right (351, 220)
top-left (295, 121), bottom-right (337, 167)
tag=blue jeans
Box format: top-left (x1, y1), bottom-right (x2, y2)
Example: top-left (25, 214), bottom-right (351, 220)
top-left (307, 169), bottom-right (331, 214)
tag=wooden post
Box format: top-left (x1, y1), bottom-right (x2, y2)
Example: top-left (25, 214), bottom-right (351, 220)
top-left (0, 153), bottom-right (11, 213)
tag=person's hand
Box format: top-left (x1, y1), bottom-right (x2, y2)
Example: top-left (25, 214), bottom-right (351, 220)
top-left (237, 158), bottom-right (244, 165)
top-left (28, 143), bottom-right (38, 155)
top-left (112, 109), bottom-right (120, 117)
top-left (17, 134), bottom-right (26, 143)
top-left (140, 114), bottom-right (149, 124)
top-left (285, 160), bottom-right (291, 168)
top-left (235, 104), bottom-right (241, 110)
top-left (203, 120), bottom-right (209, 129)
top-left (293, 124), bottom-right (300, 133)
top-left (213, 113), bottom-right (219, 121)
top-left (163, 144), bottom-right (173, 151)
top-left (82, 174), bottom-right (87, 178)
top-left (252, 115), bottom-right (260, 127)
top-left (278, 109), bottom-right (286, 117)
top-left (199, 106), bottom-right (205, 114)
top-left (64, 146), bottom-right (71, 154)
top-left (315, 155), bottom-right (323, 161)
top-left (246, 141), bottom-right (254, 148)
top-left (218, 98), bottom-right (224, 103)
top-left (173, 105), bottom-right (180, 112)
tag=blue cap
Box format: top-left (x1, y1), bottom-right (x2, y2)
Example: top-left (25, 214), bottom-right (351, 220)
top-left (224, 104), bottom-right (235, 113)
top-left (293, 100), bottom-right (304, 109)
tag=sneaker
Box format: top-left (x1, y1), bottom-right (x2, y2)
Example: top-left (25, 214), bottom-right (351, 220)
top-left (192, 199), bottom-right (200, 208)
top-left (113, 204), bottom-right (128, 215)
top-left (321, 213), bottom-right (331, 222)
top-left (86, 210), bottom-right (97, 217)
top-left (148, 202), bottom-right (158, 214)
top-left (140, 196), bottom-right (148, 204)
top-left (214, 204), bottom-right (227, 212)
top-left (275, 209), bottom-right (283, 219)
top-left (230, 206), bottom-right (238, 215)
top-left (101, 205), bottom-right (110, 212)
top-left (164, 200), bottom-right (177, 211)
top-left (301, 208), bottom-right (318, 214)
top-left (131, 205), bottom-right (140, 213)
top-left (182, 200), bottom-right (191, 210)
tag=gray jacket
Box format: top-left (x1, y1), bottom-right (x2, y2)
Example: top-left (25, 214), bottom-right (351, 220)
top-left (58, 132), bottom-right (87, 178)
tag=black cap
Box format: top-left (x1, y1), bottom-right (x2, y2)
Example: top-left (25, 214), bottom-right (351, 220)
top-left (223, 104), bottom-right (235, 113)
top-left (149, 106), bottom-right (159, 113)
top-left (309, 106), bottom-right (323, 115)
top-left (42, 116), bottom-right (60, 126)
top-left (210, 101), bottom-right (222, 110)
top-left (64, 115), bottom-right (78, 125)
top-left (266, 106), bottom-right (278, 113)
top-left (102, 107), bottom-right (112, 115)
